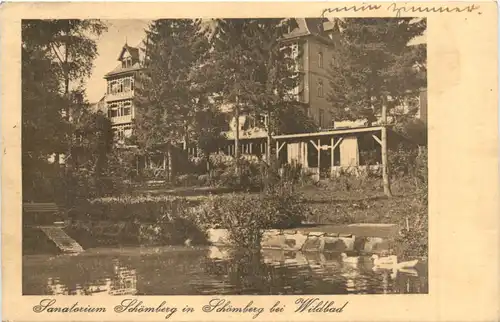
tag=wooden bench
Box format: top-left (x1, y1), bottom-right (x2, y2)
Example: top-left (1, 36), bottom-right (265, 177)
top-left (23, 203), bottom-right (65, 226)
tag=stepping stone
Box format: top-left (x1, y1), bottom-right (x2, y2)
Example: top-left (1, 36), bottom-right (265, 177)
top-left (302, 236), bottom-right (323, 252)
top-left (284, 233), bottom-right (308, 251)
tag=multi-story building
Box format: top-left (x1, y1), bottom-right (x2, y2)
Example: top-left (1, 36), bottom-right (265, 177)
top-left (284, 18), bottom-right (338, 129)
top-left (102, 43), bottom-right (145, 144)
top-left (98, 18), bottom-right (341, 143)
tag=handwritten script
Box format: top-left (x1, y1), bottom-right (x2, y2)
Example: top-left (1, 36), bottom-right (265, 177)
top-left (322, 3), bottom-right (481, 17)
top-left (32, 297), bottom-right (349, 319)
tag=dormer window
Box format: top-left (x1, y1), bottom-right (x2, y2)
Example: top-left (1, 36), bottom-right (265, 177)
top-left (122, 58), bottom-right (132, 68)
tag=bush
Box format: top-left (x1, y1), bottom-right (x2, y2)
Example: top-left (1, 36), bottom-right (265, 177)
top-left (389, 143), bottom-right (419, 178)
top-left (262, 181), bottom-right (307, 228)
top-left (193, 181), bottom-right (308, 248)
top-left (198, 174), bottom-right (211, 186)
top-left (70, 196), bottom-right (207, 246)
top-left (209, 152), bottom-right (233, 170)
top-left (214, 158), bottom-right (264, 191)
top-left (176, 173), bottom-right (199, 187)
top-left (195, 194), bottom-right (271, 249)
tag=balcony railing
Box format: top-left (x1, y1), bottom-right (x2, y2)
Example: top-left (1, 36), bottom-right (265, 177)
top-left (110, 115), bottom-right (133, 125)
top-left (105, 91), bottom-right (134, 102)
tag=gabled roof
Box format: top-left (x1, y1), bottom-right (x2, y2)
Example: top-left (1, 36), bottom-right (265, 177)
top-left (104, 62), bottom-right (142, 78)
top-left (304, 18), bottom-right (329, 34)
top-left (283, 18), bottom-right (337, 43)
top-left (117, 44), bottom-right (140, 61)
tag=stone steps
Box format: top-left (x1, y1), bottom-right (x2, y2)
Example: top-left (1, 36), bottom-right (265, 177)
top-left (39, 226), bottom-right (84, 253)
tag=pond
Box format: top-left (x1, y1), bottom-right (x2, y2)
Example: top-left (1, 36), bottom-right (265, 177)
top-left (23, 246), bottom-right (428, 295)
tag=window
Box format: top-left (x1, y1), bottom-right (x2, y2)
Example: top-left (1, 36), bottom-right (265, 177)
top-left (124, 78), bottom-right (130, 91)
top-left (317, 79), bottom-right (324, 97)
top-left (318, 51), bottom-right (324, 68)
top-left (108, 102), bottom-right (118, 117)
top-left (107, 76), bottom-right (135, 94)
top-left (114, 124), bottom-right (132, 141)
top-left (319, 109), bottom-right (325, 128)
top-left (291, 43), bottom-right (299, 59)
top-left (122, 58), bottom-right (132, 68)
top-left (107, 100), bottom-right (132, 118)
top-left (123, 101), bottom-right (132, 116)
top-left (257, 114), bottom-right (267, 127)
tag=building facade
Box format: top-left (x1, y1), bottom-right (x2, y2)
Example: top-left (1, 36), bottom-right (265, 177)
top-left (98, 18), bottom-right (342, 143)
top-left (102, 44), bottom-right (145, 144)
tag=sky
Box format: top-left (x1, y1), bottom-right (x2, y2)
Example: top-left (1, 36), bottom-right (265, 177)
top-left (85, 19), bottom-right (426, 103)
top-left (85, 19), bottom-right (151, 103)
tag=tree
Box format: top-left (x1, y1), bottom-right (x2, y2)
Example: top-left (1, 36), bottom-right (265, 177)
top-left (245, 19), bottom-right (302, 163)
top-left (191, 106), bottom-right (227, 172)
top-left (327, 18), bottom-right (426, 197)
top-left (22, 20), bottom-right (107, 115)
top-left (327, 18), bottom-right (426, 124)
top-left (275, 104), bottom-right (318, 134)
top-left (134, 19), bottom-right (210, 181)
top-left (208, 19), bottom-right (259, 177)
top-left (208, 19), bottom-right (303, 172)
top-left (22, 19), bottom-right (108, 202)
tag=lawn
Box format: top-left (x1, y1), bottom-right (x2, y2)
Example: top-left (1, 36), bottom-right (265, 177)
top-left (298, 178), bottom-right (427, 228)
top-left (115, 176), bottom-right (427, 229)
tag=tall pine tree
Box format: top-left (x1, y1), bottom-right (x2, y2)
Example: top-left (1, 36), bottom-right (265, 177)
top-left (327, 18), bottom-right (426, 124)
top-left (134, 19), bottom-right (210, 181)
top-left (208, 18), bottom-right (303, 169)
top-left (245, 18), bottom-right (302, 163)
top-left (327, 18), bottom-right (426, 197)
top-left (207, 19), bottom-right (258, 176)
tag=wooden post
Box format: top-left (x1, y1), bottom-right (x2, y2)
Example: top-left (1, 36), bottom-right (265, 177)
top-left (330, 137), bottom-right (334, 173)
top-left (249, 142), bottom-right (253, 154)
top-left (276, 141), bottom-right (279, 159)
top-left (381, 97), bottom-right (393, 197)
top-left (317, 138), bottom-right (321, 177)
top-left (304, 141), bottom-right (309, 168)
top-left (167, 145), bottom-right (173, 182)
top-left (266, 111), bottom-right (272, 164)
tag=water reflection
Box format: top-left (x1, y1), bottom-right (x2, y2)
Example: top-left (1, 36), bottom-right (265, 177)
top-left (23, 246), bottom-right (428, 295)
top-left (42, 258), bottom-right (137, 296)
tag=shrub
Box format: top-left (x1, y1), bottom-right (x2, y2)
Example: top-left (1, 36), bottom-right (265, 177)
top-left (389, 143), bottom-right (419, 178)
top-left (263, 181), bottom-right (307, 228)
top-left (193, 181), bottom-right (308, 248)
top-left (176, 173), bottom-right (199, 187)
top-left (214, 158), bottom-right (264, 191)
top-left (209, 152), bottom-right (233, 170)
top-left (71, 196), bottom-right (207, 246)
top-left (197, 174), bottom-right (210, 186)
top-left (192, 194), bottom-right (272, 249)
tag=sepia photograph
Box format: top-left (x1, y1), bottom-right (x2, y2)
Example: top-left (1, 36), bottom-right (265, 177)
top-left (21, 17), bottom-right (428, 296)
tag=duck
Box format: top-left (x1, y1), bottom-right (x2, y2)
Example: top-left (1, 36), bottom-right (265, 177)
top-left (340, 253), bottom-right (359, 264)
top-left (371, 254), bottom-right (418, 269)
